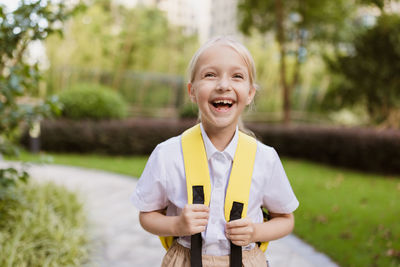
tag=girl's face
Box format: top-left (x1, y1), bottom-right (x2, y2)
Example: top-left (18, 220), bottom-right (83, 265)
top-left (188, 44), bottom-right (255, 133)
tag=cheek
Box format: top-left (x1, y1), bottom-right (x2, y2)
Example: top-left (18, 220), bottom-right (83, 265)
top-left (197, 92), bottom-right (210, 106)
top-left (237, 85), bottom-right (253, 102)
top-left (194, 84), bottom-right (212, 103)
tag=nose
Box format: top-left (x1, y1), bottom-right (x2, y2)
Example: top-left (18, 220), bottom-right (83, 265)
top-left (216, 75), bottom-right (231, 91)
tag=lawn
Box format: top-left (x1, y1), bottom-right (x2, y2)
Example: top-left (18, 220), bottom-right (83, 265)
top-left (9, 150), bottom-right (148, 177)
top-left (283, 159), bottom-right (400, 267)
top-left (6, 150), bottom-right (400, 267)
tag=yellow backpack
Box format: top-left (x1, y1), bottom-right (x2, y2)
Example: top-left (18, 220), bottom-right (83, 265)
top-left (159, 124), bottom-right (268, 267)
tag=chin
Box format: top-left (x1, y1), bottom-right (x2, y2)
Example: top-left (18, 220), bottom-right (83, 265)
top-left (208, 118), bottom-right (238, 130)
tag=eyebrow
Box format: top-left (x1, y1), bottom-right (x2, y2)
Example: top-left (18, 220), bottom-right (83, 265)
top-left (198, 65), bottom-right (248, 74)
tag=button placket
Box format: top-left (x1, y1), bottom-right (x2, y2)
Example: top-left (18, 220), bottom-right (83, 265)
top-left (206, 152), bottom-right (231, 248)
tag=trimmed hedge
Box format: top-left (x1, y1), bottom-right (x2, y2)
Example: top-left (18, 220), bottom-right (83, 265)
top-left (58, 83), bottom-right (128, 120)
top-left (248, 123), bottom-right (400, 175)
top-left (21, 119), bottom-right (400, 174)
top-left (21, 118), bottom-right (196, 155)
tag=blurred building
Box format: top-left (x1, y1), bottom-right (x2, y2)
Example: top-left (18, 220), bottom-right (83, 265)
top-left (156, 0), bottom-right (199, 37)
top-left (116, 0), bottom-right (241, 43)
top-left (157, 0), bottom-right (240, 43)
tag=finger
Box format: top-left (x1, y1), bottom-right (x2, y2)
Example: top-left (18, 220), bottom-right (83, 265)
top-left (228, 234), bottom-right (250, 242)
top-left (194, 219), bottom-right (209, 227)
top-left (189, 225), bottom-right (207, 235)
top-left (197, 225), bottom-right (207, 233)
top-left (226, 218), bottom-right (249, 228)
top-left (226, 227), bottom-right (249, 235)
top-left (182, 213), bottom-right (208, 225)
top-left (191, 204), bottom-right (210, 212)
top-left (226, 233), bottom-right (252, 247)
top-left (192, 211), bottom-right (209, 219)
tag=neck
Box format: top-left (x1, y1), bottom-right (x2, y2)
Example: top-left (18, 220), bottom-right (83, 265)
top-left (202, 123), bottom-right (236, 152)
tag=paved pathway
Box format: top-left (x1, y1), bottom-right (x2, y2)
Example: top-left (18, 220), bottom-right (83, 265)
top-left (2, 162), bottom-right (340, 267)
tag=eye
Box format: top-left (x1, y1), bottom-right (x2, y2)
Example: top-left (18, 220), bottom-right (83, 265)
top-left (233, 73), bottom-right (244, 79)
top-left (204, 72), bottom-right (216, 78)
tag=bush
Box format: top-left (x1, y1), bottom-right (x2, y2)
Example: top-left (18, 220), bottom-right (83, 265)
top-left (248, 123), bottom-right (400, 175)
top-left (58, 83), bottom-right (128, 120)
top-left (21, 119), bottom-right (400, 174)
top-left (0, 181), bottom-right (88, 266)
top-left (21, 118), bottom-right (196, 155)
top-left (179, 103), bottom-right (198, 119)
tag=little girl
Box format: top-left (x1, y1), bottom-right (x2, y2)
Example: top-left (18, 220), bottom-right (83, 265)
top-left (132, 36), bottom-right (299, 267)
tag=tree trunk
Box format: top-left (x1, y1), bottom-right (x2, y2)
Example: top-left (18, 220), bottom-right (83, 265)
top-left (275, 0), bottom-right (291, 124)
top-left (112, 37), bottom-right (135, 90)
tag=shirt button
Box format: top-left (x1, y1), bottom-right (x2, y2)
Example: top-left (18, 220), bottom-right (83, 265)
top-left (215, 180), bottom-right (222, 188)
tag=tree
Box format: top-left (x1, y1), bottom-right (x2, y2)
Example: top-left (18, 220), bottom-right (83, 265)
top-left (237, 0), bottom-right (357, 123)
top-left (45, 2), bottom-right (198, 91)
top-left (0, 0), bottom-right (81, 194)
top-left (324, 14), bottom-right (400, 128)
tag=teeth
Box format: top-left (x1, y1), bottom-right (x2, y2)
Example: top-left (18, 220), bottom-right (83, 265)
top-left (213, 100), bottom-right (232, 104)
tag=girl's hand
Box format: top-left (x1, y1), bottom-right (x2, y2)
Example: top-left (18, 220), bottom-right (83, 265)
top-left (225, 218), bottom-right (255, 247)
top-left (175, 204), bottom-right (209, 236)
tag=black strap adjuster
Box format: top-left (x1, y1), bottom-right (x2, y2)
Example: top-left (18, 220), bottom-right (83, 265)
top-left (229, 201), bottom-right (244, 267)
top-left (191, 185), bottom-right (204, 267)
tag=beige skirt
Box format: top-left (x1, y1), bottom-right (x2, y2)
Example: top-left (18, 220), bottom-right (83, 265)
top-left (161, 242), bottom-right (268, 267)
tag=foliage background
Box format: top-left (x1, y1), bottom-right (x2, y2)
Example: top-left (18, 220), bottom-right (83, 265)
top-left (0, 1), bottom-right (89, 266)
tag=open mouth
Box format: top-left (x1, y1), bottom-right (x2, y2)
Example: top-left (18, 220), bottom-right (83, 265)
top-left (211, 99), bottom-right (234, 109)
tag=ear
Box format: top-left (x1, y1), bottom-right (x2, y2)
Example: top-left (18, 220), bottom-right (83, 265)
top-left (246, 86), bottom-right (256, 105)
top-left (188, 83), bottom-right (197, 103)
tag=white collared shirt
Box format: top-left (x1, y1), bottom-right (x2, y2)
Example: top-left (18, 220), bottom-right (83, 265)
top-left (132, 123), bottom-right (299, 256)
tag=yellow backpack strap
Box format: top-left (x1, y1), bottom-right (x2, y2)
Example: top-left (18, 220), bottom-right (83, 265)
top-left (160, 125), bottom-right (269, 259)
top-left (159, 124), bottom-right (211, 255)
top-left (224, 131), bottom-right (256, 222)
top-left (225, 132), bottom-right (257, 267)
top-left (224, 132), bottom-right (269, 254)
top-left (182, 124), bottom-right (211, 207)
top-left (182, 124), bottom-right (210, 267)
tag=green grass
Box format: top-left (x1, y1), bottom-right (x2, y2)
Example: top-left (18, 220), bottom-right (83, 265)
top-left (6, 151), bottom-right (400, 266)
top-left (283, 159), bottom-right (400, 267)
top-left (0, 181), bottom-right (89, 266)
top-left (8, 150), bottom-right (148, 177)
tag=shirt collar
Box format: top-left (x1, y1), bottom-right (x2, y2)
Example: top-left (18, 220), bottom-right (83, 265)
top-left (199, 123), bottom-right (238, 161)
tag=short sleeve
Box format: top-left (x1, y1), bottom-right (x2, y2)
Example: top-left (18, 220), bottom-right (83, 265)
top-left (262, 148), bottom-right (299, 214)
top-left (131, 145), bottom-right (168, 211)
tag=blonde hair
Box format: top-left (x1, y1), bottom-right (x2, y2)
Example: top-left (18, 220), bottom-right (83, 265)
top-left (188, 36), bottom-right (258, 90)
top-left (188, 36), bottom-right (257, 137)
